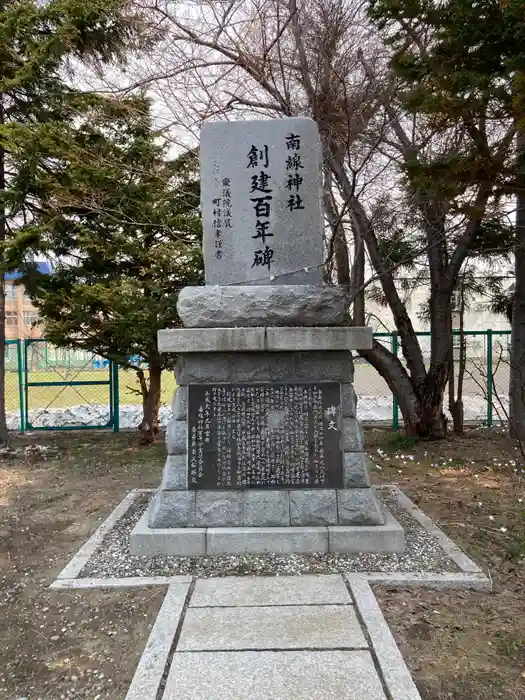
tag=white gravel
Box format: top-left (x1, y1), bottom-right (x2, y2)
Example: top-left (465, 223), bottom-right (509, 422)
top-left (80, 488), bottom-right (460, 579)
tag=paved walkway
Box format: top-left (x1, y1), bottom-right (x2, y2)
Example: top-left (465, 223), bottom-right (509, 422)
top-left (126, 574), bottom-right (422, 700)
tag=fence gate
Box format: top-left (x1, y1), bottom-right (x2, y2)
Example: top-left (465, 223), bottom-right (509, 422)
top-left (22, 339), bottom-right (119, 431)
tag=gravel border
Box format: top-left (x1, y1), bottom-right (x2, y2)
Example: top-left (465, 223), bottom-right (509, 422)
top-left (49, 486), bottom-right (490, 590)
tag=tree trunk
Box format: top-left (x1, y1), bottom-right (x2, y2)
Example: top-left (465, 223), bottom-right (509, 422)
top-left (0, 89), bottom-right (8, 445)
top-left (138, 361), bottom-right (162, 445)
top-left (510, 126), bottom-right (525, 441)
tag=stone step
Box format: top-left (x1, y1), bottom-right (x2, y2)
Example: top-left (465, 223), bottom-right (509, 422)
top-left (130, 506), bottom-right (405, 556)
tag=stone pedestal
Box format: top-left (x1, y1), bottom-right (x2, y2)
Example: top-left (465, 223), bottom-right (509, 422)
top-left (131, 321), bottom-right (405, 556)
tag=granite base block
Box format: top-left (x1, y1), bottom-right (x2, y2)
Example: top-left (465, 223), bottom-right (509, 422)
top-left (337, 488), bottom-right (385, 526)
top-left (195, 491), bottom-right (243, 527)
top-left (206, 526), bottom-right (329, 555)
top-left (130, 505), bottom-right (406, 555)
top-left (160, 455), bottom-right (188, 490)
top-left (176, 285), bottom-right (352, 328)
top-left (341, 384), bottom-right (357, 418)
top-left (148, 490), bottom-right (196, 528)
top-left (244, 490), bottom-right (290, 526)
top-left (175, 351), bottom-right (354, 385)
top-left (131, 512), bottom-right (205, 556)
top-left (147, 487), bottom-right (385, 528)
top-left (290, 489), bottom-right (337, 526)
top-left (343, 453), bottom-right (371, 488)
top-left (165, 420), bottom-right (187, 455)
top-left (328, 509), bottom-right (405, 553)
top-left (343, 418), bottom-right (365, 452)
top-left (171, 387), bottom-right (188, 421)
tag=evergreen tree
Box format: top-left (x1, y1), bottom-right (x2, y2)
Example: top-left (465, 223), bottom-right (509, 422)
top-left (10, 96), bottom-right (203, 443)
top-left (368, 0), bottom-right (525, 435)
top-left (0, 0), bottom-right (148, 443)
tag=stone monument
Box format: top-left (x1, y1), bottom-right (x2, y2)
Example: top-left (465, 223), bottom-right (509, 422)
top-left (130, 117), bottom-right (405, 556)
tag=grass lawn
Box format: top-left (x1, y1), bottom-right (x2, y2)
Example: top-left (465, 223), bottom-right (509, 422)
top-left (4, 368), bottom-right (177, 412)
top-left (0, 428), bottom-right (524, 698)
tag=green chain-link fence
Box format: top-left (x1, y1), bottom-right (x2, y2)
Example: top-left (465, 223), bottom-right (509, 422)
top-left (1, 332), bottom-right (513, 432)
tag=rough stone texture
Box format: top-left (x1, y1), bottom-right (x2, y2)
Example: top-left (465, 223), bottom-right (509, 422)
top-left (190, 574), bottom-right (351, 607)
top-left (177, 605), bottom-right (367, 651)
top-left (131, 511), bottom-right (205, 556)
top-left (160, 455), bottom-right (188, 490)
top-left (158, 327), bottom-right (266, 353)
top-left (148, 490), bottom-right (196, 529)
top-left (341, 384), bottom-right (357, 418)
top-left (165, 420), bottom-right (187, 455)
top-left (243, 490), bottom-right (290, 526)
top-left (266, 327), bottom-right (372, 352)
top-left (206, 526), bottom-right (328, 555)
top-left (163, 650), bottom-right (387, 700)
top-left (200, 117), bottom-right (324, 286)
top-left (290, 489), bottom-right (337, 526)
top-left (343, 418), bottom-right (365, 452)
top-left (337, 488), bottom-right (385, 526)
top-left (177, 285), bottom-right (351, 328)
top-left (175, 351), bottom-right (354, 385)
top-left (343, 453), bottom-right (371, 488)
top-left (195, 491), bottom-right (243, 527)
top-left (171, 386), bottom-right (188, 421)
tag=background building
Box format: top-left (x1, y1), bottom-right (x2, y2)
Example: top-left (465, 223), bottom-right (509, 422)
top-left (4, 263), bottom-right (52, 339)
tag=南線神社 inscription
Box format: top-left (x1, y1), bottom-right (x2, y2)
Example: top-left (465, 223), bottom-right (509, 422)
top-left (200, 117), bottom-right (324, 286)
top-left (188, 383), bottom-right (343, 490)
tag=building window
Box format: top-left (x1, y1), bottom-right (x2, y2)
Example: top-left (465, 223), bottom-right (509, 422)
top-left (6, 311), bottom-right (17, 327)
top-left (23, 311), bottom-right (40, 327)
top-left (5, 285), bottom-right (18, 300)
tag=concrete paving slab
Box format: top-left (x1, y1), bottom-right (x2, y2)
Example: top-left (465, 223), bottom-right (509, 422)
top-left (177, 605), bottom-right (367, 651)
top-left (190, 574), bottom-right (351, 607)
top-left (162, 650), bottom-right (386, 700)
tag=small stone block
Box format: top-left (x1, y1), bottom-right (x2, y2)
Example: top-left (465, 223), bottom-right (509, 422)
top-left (337, 488), bottom-right (385, 526)
top-left (343, 418), bottom-right (365, 452)
top-left (165, 419), bottom-right (187, 455)
top-left (130, 510), bottom-right (205, 555)
top-left (343, 453), bottom-right (371, 488)
top-left (341, 384), bottom-right (357, 417)
top-left (160, 455), bottom-right (188, 490)
top-left (206, 527), bottom-right (328, 555)
top-left (243, 490), bottom-right (290, 526)
top-left (148, 490), bottom-right (196, 528)
top-left (195, 491), bottom-right (243, 527)
top-left (171, 386), bottom-right (188, 420)
top-left (290, 489), bottom-right (337, 526)
top-left (177, 605), bottom-right (368, 651)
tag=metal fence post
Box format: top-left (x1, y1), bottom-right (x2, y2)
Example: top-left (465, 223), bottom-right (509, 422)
top-left (16, 339), bottom-right (25, 434)
top-left (112, 362), bottom-right (120, 433)
top-left (391, 331), bottom-right (399, 431)
top-left (487, 328), bottom-right (493, 427)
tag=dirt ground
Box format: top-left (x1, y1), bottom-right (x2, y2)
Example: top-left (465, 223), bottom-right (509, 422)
top-left (367, 427), bottom-right (525, 700)
top-left (0, 432), bottom-right (165, 700)
top-left (1, 428), bottom-right (524, 699)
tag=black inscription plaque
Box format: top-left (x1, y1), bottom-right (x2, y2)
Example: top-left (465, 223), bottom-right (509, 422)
top-left (188, 382), bottom-right (343, 489)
